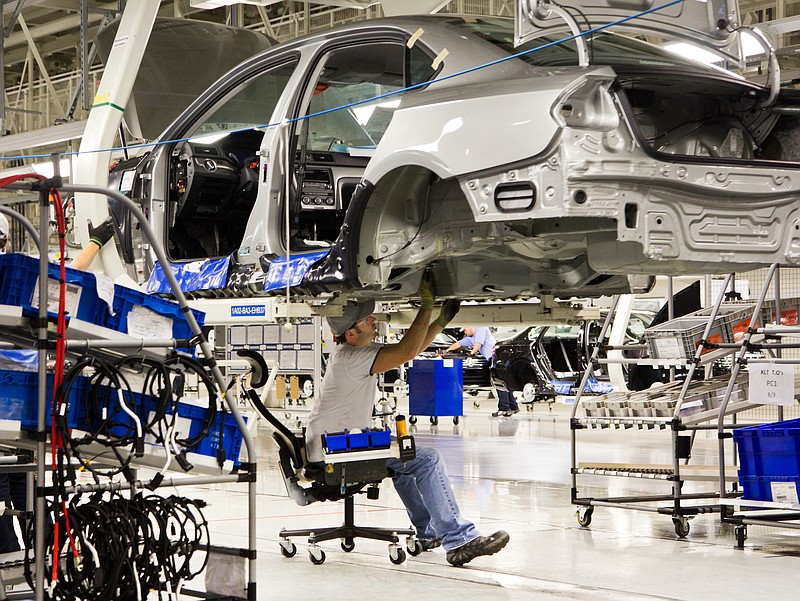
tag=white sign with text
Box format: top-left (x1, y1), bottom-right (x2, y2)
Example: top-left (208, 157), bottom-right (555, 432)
top-left (748, 363), bottom-right (795, 406)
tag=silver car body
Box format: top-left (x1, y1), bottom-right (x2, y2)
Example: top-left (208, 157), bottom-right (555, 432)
top-left (121, 13), bottom-right (800, 305)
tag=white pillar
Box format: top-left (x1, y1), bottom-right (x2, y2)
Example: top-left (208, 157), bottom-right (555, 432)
top-left (73, 1), bottom-right (159, 279)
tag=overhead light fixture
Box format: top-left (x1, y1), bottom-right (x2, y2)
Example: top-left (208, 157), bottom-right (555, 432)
top-left (31, 158), bottom-right (74, 179)
top-left (664, 31), bottom-right (767, 67)
top-left (190, 0), bottom-right (375, 8)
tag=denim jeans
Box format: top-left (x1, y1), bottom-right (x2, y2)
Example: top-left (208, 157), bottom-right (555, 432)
top-left (387, 447), bottom-right (480, 551)
top-left (496, 388), bottom-right (519, 412)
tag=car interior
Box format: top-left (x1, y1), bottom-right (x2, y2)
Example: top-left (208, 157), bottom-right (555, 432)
top-left (162, 41), bottom-right (437, 262)
top-left (288, 41), bottom-right (428, 252)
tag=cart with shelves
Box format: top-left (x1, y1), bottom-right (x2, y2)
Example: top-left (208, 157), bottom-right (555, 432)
top-left (714, 264), bottom-right (800, 548)
top-left (0, 181), bottom-right (259, 601)
top-left (570, 277), bottom-right (769, 538)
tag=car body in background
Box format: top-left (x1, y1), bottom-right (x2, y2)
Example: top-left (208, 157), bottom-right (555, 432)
top-left (491, 310), bottom-right (656, 401)
top-left (105, 9), bottom-right (800, 312)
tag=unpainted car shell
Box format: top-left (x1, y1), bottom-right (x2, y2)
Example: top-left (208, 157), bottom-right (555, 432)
top-left (132, 16), bottom-right (800, 304)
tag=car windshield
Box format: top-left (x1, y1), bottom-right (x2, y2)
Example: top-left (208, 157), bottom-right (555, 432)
top-left (433, 332), bottom-right (457, 345)
top-left (453, 17), bottom-right (718, 71)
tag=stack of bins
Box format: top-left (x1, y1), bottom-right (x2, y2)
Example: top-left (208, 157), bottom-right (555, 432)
top-left (106, 284), bottom-right (206, 352)
top-left (734, 419), bottom-right (800, 502)
top-left (0, 253), bottom-right (109, 325)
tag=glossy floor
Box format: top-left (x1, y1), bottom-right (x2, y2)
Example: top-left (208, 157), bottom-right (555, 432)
top-left (195, 395), bottom-right (800, 600)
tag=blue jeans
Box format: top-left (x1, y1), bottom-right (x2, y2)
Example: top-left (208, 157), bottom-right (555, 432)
top-left (497, 388), bottom-right (519, 412)
top-left (387, 447), bottom-right (480, 551)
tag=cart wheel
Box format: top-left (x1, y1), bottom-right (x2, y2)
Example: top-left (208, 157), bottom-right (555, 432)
top-left (453, 416), bottom-right (460, 425)
top-left (473, 400), bottom-right (481, 409)
top-left (389, 544), bottom-right (406, 565)
top-left (409, 416), bottom-right (417, 424)
top-left (735, 526), bottom-right (747, 549)
top-left (308, 547), bottom-right (326, 565)
top-left (406, 536), bottom-right (423, 557)
top-left (576, 506), bottom-right (593, 527)
top-left (673, 517), bottom-right (690, 538)
top-left (279, 540), bottom-right (296, 558)
top-left (341, 539), bottom-right (355, 552)
top-left (430, 416), bottom-right (439, 426)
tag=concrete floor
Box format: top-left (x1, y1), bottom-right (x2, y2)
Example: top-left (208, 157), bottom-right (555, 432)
top-left (191, 394), bottom-right (800, 600)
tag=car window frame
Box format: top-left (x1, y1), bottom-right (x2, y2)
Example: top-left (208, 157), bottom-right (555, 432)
top-left (156, 51), bottom-right (304, 264)
top-left (280, 28), bottom-right (442, 251)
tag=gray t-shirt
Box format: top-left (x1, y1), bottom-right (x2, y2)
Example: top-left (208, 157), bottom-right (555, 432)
top-left (305, 342), bottom-right (382, 463)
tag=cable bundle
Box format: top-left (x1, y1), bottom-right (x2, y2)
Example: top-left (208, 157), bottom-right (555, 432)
top-left (53, 353), bottom-right (221, 486)
top-left (25, 492), bottom-right (209, 601)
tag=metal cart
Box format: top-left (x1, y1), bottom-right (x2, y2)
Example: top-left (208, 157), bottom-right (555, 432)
top-left (570, 278), bottom-right (767, 538)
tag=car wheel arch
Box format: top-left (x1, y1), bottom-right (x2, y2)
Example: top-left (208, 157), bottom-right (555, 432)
top-left (355, 164), bottom-right (472, 289)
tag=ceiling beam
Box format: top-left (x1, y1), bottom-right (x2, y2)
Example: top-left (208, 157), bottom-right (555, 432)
top-left (18, 14), bottom-right (66, 118)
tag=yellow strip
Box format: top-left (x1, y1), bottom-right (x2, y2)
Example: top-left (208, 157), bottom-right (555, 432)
top-left (432, 48), bottom-right (449, 70)
top-left (93, 93), bottom-right (110, 105)
top-left (407, 27), bottom-right (424, 48)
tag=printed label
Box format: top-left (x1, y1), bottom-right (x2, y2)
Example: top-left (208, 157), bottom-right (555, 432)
top-left (231, 304), bottom-right (266, 317)
top-left (32, 277), bottom-right (82, 317)
top-left (653, 337), bottom-right (682, 359)
top-left (771, 481), bottom-right (800, 505)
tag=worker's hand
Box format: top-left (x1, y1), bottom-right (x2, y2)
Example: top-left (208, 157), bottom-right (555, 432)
top-left (88, 216), bottom-right (115, 248)
top-left (434, 299), bottom-right (461, 328)
top-left (418, 271), bottom-right (436, 311)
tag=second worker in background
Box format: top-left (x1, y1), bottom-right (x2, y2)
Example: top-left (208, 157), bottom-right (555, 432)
top-left (447, 326), bottom-right (519, 417)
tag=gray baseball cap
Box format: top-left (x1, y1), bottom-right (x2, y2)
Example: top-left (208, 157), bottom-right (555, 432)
top-left (326, 300), bottom-right (376, 336)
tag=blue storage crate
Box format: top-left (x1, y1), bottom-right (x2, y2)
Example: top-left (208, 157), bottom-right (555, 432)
top-left (734, 418), bottom-right (800, 479)
top-left (0, 253), bottom-right (109, 325)
top-left (0, 368), bottom-right (89, 431)
top-left (107, 284), bottom-right (205, 346)
top-left (178, 402), bottom-right (246, 466)
top-left (347, 431), bottom-right (370, 450)
top-left (738, 475), bottom-right (800, 503)
top-left (370, 429), bottom-right (391, 449)
top-left (322, 432), bottom-right (349, 453)
top-left (408, 358), bottom-right (463, 418)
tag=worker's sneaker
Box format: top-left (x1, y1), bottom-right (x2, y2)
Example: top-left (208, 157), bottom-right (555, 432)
top-left (446, 531), bottom-right (510, 567)
top-left (491, 410), bottom-right (510, 417)
top-left (420, 538), bottom-right (441, 551)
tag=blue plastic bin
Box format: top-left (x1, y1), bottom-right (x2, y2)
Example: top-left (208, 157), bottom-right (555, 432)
top-left (347, 431), bottom-right (371, 450)
top-left (0, 253), bottom-right (109, 325)
top-left (408, 359), bottom-right (463, 419)
top-left (738, 475), bottom-right (800, 503)
top-left (323, 432), bottom-right (349, 453)
top-left (179, 402), bottom-right (246, 466)
top-left (370, 429), bottom-right (391, 449)
top-left (734, 418), bottom-right (800, 478)
top-left (0, 368), bottom-right (90, 431)
top-left (734, 419), bottom-right (800, 501)
top-left (107, 284), bottom-right (205, 347)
